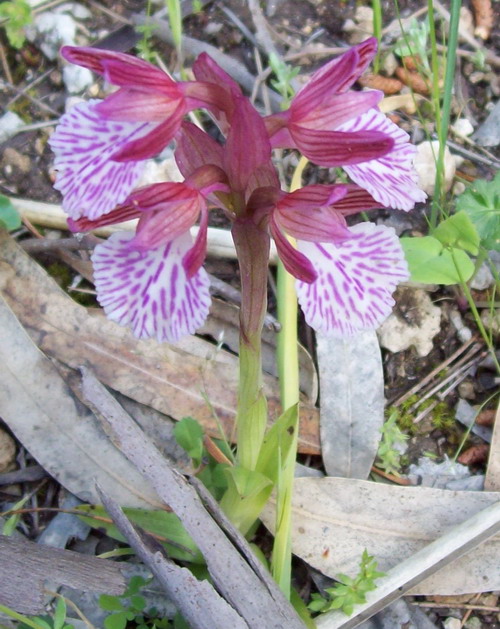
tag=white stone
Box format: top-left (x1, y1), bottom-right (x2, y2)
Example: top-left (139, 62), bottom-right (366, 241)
top-left (0, 111), bottom-right (24, 143)
top-left (443, 617), bottom-right (463, 629)
top-left (33, 13), bottom-right (78, 60)
top-left (63, 64), bottom-right (94, 93)
top-left (414, 141), bottom-right (456, 196)
top-left (470, 261), bottom-right (494, 290)
top-left (377, 288), bottom-right (441, 357)
top-left (452, 118), bottom-right (475, 137)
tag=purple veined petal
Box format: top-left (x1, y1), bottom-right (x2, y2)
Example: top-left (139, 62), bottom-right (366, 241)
top-left (175, 122), bottom-right (225, 178)
top-left (49, 100), bottom-right (154, 220)
top-left (110, 101), bottom-right (186, 161)
top-left (95, 88), bottom-right (183, 122)
top-left (270, 215), bottom-right (317, 283)
top-left (291, 125), bottom-right (394, 167)
top-left (296, 90), bottom-right (383, 131)
top-left (296, 222), bottom-right (409, 336)
top-left (92, 231), bottom-right (211, 343)
top-left (339, 109), bottom-right (427, 211)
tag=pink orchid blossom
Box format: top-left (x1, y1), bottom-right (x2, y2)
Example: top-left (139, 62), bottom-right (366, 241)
top-left (50, 44), bottom-right (424, 343)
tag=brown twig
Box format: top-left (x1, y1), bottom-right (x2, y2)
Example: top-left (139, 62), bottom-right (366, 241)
top-left (0, 40), bottom-right (13, 84)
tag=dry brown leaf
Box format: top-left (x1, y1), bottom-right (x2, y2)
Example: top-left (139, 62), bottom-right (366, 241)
top-left (395, 67), bottom-right (431, 95)
top-left (457, 444), bottom-right (490, 466)
top-left (261, 477), bottom-right (500, 595)
top-left (0, 231), bottom-right (320, 454)
top-left (471, 0), bottom-right (493, 39)
top-left (358, 73), bottom-right (403, 95)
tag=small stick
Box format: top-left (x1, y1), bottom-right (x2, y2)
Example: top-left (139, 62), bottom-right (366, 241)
top-left (412, 601), bottom-right (500, 612)
top-left (0, 41), bottom-right (13, 84)
top-left (1, 80), bottom-right (60, 116)
top-left (389, 337), bottom-right (480, 407)
top-left (5, 68), bottom-right (54, 110)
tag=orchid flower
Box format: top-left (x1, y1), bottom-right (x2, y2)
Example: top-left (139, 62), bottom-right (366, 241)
top-left (50, 43), bottom-right (424, 346)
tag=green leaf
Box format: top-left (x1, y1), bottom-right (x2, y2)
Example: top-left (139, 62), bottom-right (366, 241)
top-left (77, 505), bottom-right (202, 563)
top-left (104, 612), bottom-right (129, 629)
top-left (0, 195), bottom-right (22, 231)
top-left (456, 172), bottom-right (500, 251)
top-left (432, 210), bottom-right (480, 254)
top-left (129, 595), bottom-right (146, 611)
top-left (173, 417), bottom-right (204, 464)
top-left (401, 236), bottom-right (474, 284)
top-left (255, 404), bottom-right (298, 483)
top-left (125, 576), bottom-right (148, 596)
top-left (99, 595), bottom-right (124, 612)
top-left (53, 598), bottom-right (67, 629)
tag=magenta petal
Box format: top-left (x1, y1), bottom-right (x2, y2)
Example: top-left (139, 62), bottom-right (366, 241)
top-left (192, 53), bottom-right (242, 98)
top-left (182, 206), bottom-right (208, 278)
top-left (339, 110), bottom-right (427, 210)
top-left (275, 186), bottom-right (351, 243)
top-left (111, 102), bottom-right (186, 161)
top-left (49, 100), bottom-right (153, 220)
top-left (293, 39), bottom-right (377, 110)
top-left (68, 203), bottom-right (142, 232)
top-left (224, 96), bottom-right (272, 193)
top-left (270, 216), bottom-right (317, 283)
top-left (130, 183), bottom-right (204, 249)
top-left (295, 90), bottom-right (383, 131)
top-left (95, 89), bottom-right (182, 122)
top-left (92, 231), bottom-right (211, 343)
top-left (291, 125), bottom-right (394, 167)
top-left (331, 184), bottom-right (384, 216)
top-left (175, 122), bottom-right (225, 178)
top-left (296, 223), bottom-right (409, 336)
top-left (101, 57), bottom-right (178, 94)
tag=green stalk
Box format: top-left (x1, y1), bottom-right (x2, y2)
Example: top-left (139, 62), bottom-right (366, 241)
top-left (232, 217), bottom-right (271, 470)
top-left (430, 0), bottom-right (462, 229)
top-left (272, 156), bottom-right (308, 597)
top-left (451, 248), bottom-right (500, 373)
top-left (372, 0), bottom-right (383, 74)
top-left (0, 605), bottom-right (47, 629)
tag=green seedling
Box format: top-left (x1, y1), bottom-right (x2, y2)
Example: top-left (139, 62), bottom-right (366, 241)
top-left (0, 0), bottom-right (32, 49)
top-left (269, 53), bottom-right (299, 109)
top-left (456, 172), bottom-right (500, 252)
top-left (376, 410), bottom-right (409, 475)
top-left (1, 597), bottom-right (75, 629)
top-left (100, 576), bottom-right (187, 629)
top-left (308, 550), bottom-right (385, 616)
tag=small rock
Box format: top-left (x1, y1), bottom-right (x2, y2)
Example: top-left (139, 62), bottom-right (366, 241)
top-left (377, 288), bottom-right (441, 357)
top-left (449, 309), bottom-right (473, 343)
top-left (204, 21), bottom-right (223, 36)
top-left (470, 261), bottom-right (494, 290)
top-left (481, 308), bottom-right (500, 337)
top-left (473, 100), bottom-right (500, 147)
top-left (57, 2), bottom-right (92, 19)
top-left (414, 141), bottom-right (456, 196)
top-left (1, 147), bottom-right (31, 174)
top-left (382, 52), bottom-right (399, 77)
top-left (0, 427), bottom-right (16, 473)
top-left (344, 6), bottom-right (373, 44)
top-left (443, 618), bottom-right (462, 629)
top-left (451, 117), bottom-right (474, 137)
top-left (63, 64), bottom-right (94, 93)
top-left (458, 380), bottom-right (476, 400)
top-left (137, 155), bottom-right (182, 187)
top-left (27, 12), bottom-right (78, 60)
top-left (458, 6), bottom-right (475, 38)
top-left (0, 111), bottom-right (24, 143)
top-left (464, 617), bottom-right (482, 629)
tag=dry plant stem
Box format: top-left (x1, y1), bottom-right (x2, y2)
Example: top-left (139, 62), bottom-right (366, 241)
top-left (5, 69), bottom-right (54, 110)
top-left (390, 337), bottom-right (481, 407)
top-left (1, 81), bottom-right (60, 117)
top-left (0, 42), bottom-right (13, 84)
top-left (412, 601), bottom-right (500, 612)
top-left (247, 0), bottom-right (281, 59)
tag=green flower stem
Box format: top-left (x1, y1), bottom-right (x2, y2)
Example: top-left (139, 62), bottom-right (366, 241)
top-left (372, 0), bottom-right (382, 74)
top-left (272, 155), bottom-right (308, 597)
top-left (452, 248), bottom-right (500, 374)
top-left (232, 217), bottom-right (271, 471)
top-left (431, 0), bottom-right (462, 229)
